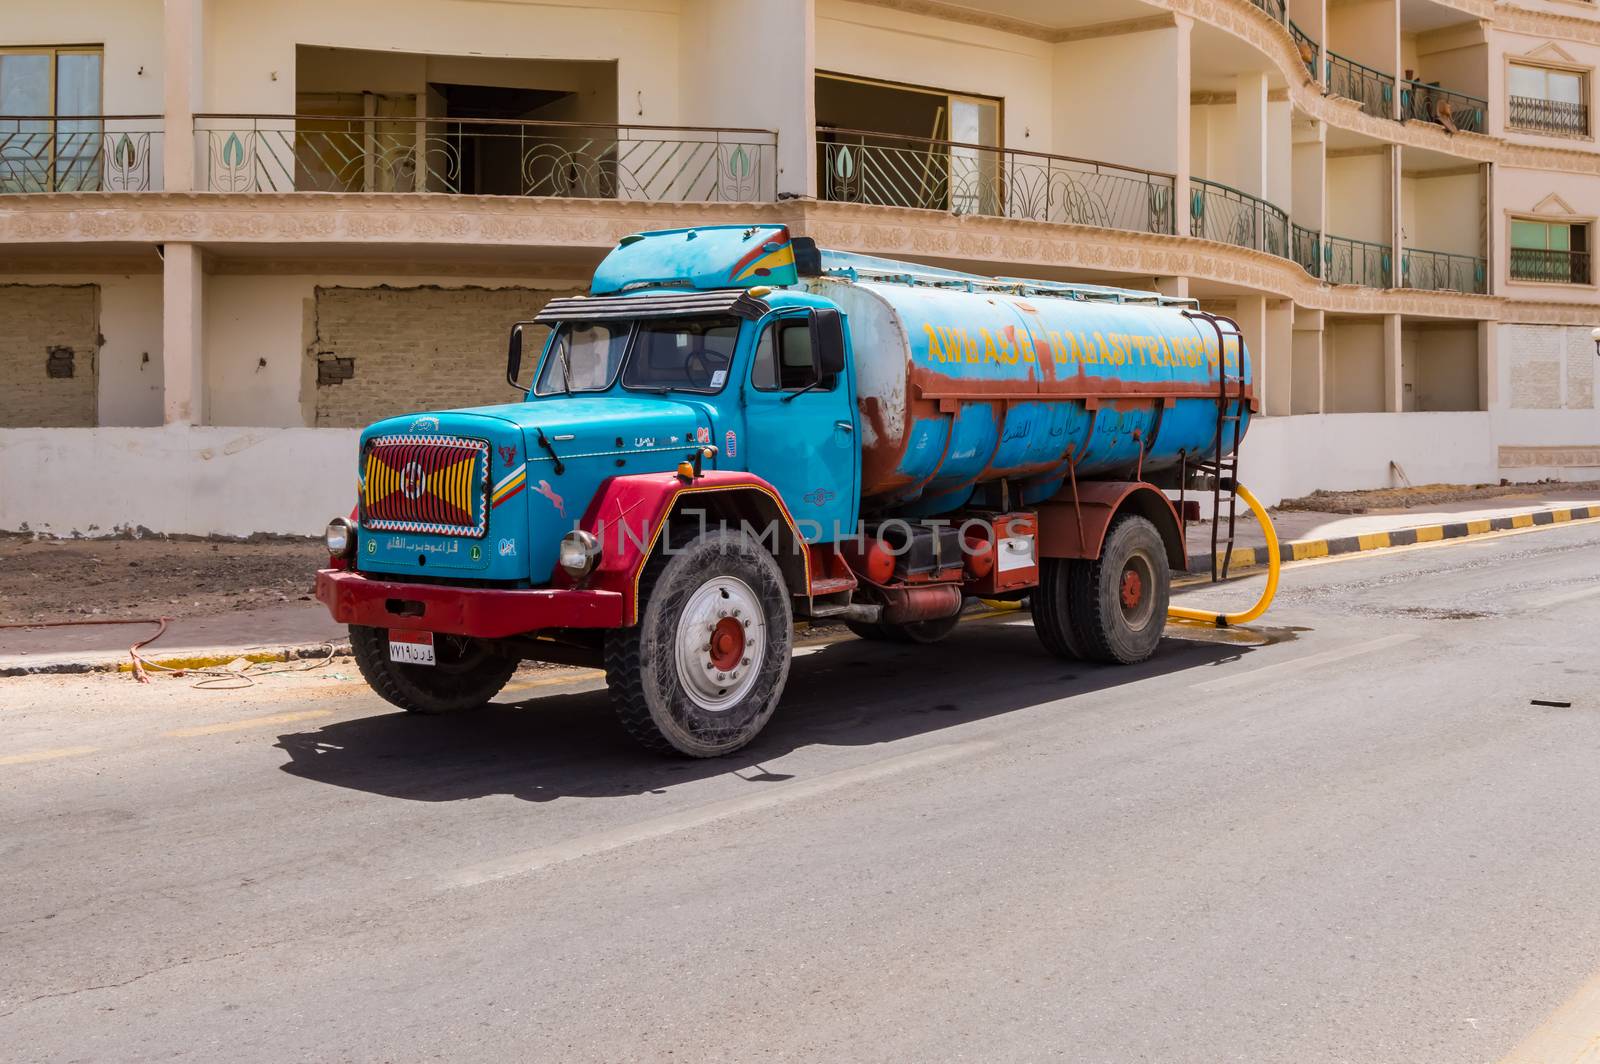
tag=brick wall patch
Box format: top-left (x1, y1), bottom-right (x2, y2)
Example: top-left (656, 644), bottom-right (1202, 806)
top-left (0, 285), bottom-right (99, 428)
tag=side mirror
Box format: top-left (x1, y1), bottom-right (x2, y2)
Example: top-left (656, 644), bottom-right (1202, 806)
top-left (811, 308), bottom-right (847, 379)
top-left (505, 323), bottom-right (525, 391)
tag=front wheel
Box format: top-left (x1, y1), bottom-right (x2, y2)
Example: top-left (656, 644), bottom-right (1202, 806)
top-left (605, 529), bottom-right (794, 758)
top-left (349, 625), bottom-right (518, 714)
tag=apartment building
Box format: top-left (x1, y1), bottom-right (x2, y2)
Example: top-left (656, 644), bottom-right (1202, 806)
top-left (1, 0), bottom-right (1596, 535)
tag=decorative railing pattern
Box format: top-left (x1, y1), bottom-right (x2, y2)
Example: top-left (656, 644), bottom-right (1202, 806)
top-left (1325, 234), bottom-right (1392, 287)
top-left (1293, 223), bottom-right (1321, 278)
top-left (818, 129), bottom-right (1176, 234)
top-left (0, 116), bottom-right (161, 193)
top-left (1326, 52), bottom-right (1395, 119)
top-left (1403, 82), bottom-right (1486, 134)
top-left (1510, 247), bottom-right (1592, 285)
top-left (1190, 177), bottom-right (1290, 259)
top-left (1245, 0), bottom-right (1287, 22)
top-left (1290, 22), bottom-right (1319, 81)
top-left (193, 116), bottom-right (776, 200)
top-left (1507, 96), bottom-right (1590, 137)
top-left (1402, 247), bottom-right (1487, 294)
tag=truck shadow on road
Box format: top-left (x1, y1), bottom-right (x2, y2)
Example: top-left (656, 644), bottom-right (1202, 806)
top-left (273, 619), bottom-right (1263, 804)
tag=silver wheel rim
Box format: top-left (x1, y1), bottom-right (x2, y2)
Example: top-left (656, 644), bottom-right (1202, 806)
top-left (674, 575), bottom-right (766, 712)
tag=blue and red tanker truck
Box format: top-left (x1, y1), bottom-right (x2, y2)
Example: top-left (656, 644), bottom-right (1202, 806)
top-left (315, 224), bottom-right (1252, 757)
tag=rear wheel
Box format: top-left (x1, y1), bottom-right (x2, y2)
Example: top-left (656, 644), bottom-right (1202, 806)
top-left (1066, 514), bottom-right (1171, 664)
top-left (605, 528), bottom-right (793, 758)
top-left (1033, 557), bottom-right (1090, 660)
top-left (349, 625), bottom-right (518, 714)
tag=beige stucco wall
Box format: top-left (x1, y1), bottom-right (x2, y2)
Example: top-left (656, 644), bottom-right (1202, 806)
top-left (1055, 25), bottom-right (1184, 177)
top-left (1326, 318), bottom-right (1387, 412)
top-left (0, 0), bottom-right (164, 114)
top-left (1327, 151), bottom-right (1391, 241)
top-left (1401, 170), bottom-right (1483, 256)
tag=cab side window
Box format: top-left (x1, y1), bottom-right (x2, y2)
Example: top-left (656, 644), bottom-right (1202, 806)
top-left (751, 317), bottom-right (832, 392)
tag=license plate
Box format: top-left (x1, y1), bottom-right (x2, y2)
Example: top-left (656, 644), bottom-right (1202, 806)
top-left (388, 629), bottom-right (435, 666)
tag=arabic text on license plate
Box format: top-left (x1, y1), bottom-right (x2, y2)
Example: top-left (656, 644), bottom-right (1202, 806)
top-left (389, 629), bottom-right (435, 666)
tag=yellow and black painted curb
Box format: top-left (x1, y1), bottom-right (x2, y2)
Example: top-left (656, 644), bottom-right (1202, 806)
top-left (1, 642), bottom-right (350, 679)
top-left (1186, 503), bottom-right (1600, 576)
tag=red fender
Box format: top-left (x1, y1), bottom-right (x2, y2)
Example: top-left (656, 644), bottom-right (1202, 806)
top-left (1035, 481), bottom-right (1187, 571)
top-left (574, 471), bottom-right (812, 626)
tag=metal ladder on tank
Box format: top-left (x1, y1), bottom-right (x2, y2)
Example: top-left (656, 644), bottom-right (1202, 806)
top-left (1181, 310), bottom-right (1251, 582)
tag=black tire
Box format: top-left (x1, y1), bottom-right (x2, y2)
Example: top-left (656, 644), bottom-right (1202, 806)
top-left (605, 528), bottom-right (793, 758)
top-left (1066, 514), bottom-right (1171, 665)
top-left (349, 624), bottom-right (518, 714)
top-left (845, 620), bottom-right (893, 642)
top-left (1033, 557), bottom-right (1090, 660)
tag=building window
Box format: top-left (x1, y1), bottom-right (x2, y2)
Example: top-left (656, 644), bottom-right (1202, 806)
top-left (1510, 218), bottom-right (1592, 285)
top-left (1507, 62), bottom-right (1589, 137)
top-left (0, 46), bottom-right (103, 192)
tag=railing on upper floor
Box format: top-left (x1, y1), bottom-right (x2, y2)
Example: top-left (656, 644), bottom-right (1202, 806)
top-left (1190, 177), bottom-right (1290, 259)
top-left (1290, 22), bottom-right (1319, 81)
top-left (1507, 96), bottom-right (1590, 138)
top-left (1293, 223), bottom-right (1321, 278)
top-left (0, 116), bottom-right (162, 193)
top-left (1325, 234), bottom-right (1392, 287)
top-left (1244, 0), bottom-right (1287, 23)
top-left (817, 128), bottom-right (1176, 235)
top-left (192, 115), bottom-right (778, 201)
top-left (1402, 247), bottom-right (1487, 294)
top-left (1326, 51), bottom-right (1395, 119)
top-left (1402, 81), bottom-right (1487, 134)
top-left (1510, 247), bottom-right (1593, 286)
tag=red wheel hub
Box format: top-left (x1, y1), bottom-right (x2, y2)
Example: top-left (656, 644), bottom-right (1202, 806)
top-left (1120, 567), bottom-right (1143, 609)
top-left (708, 617), bottom-right (746, 672)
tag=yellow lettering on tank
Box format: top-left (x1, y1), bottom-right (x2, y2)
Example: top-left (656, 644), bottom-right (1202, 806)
top-left (1051, 330), bottom-right (1071, 365)
top-left (965, 331), bottom-right (980, 363)
top-left (1078, 332), bottom-right (1097, 365)
top-left (921, 323), bottom-right (945, 363)
top-left (979, 328), bottom-right (1000, 364)
top-left (1013, 327), bottom-right (1036, 363)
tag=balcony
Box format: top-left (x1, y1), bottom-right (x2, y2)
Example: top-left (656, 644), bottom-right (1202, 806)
top-left (191, 116), bottom-right (777, 201)
top-left (1290, 22), bottom-right (1319, 81)
top-left (1402, 248), bottom-right (1487, 294)
top-left (1190, 178), bottom-right (1289, 259)
top-left (1293, 224), bottom-right (1321, 278)
top-left (1507, 97), bottom-right (1590, 138)
top-left (817, 129), bottom-right (1176, 235)
top-left (1325, 234), bottom-right (1391, 287)
top-left (1510, 247), bottom-right (1592, 286)
top-left (0, 116), bottom-right (162, 193)
top-left (1402, 82), bottom-right (1486, 135)
top-left (1326, 52), bottom-right (1395, 120)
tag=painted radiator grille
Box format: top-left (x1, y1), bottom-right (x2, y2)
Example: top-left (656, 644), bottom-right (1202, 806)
top-left (360, 434), bottom-right (490, 538)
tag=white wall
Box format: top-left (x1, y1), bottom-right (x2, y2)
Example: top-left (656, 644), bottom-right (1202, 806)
top-left (0, 426), bottom-right (358, 536)
top-left (1246, 411), bottom-right (1496, 505)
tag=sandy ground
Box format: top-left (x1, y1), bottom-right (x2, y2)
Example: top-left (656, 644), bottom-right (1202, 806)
top-left (1278, 478), bottom-right (1600, 513)
top-left (0, 534), bottom-right (324, 626)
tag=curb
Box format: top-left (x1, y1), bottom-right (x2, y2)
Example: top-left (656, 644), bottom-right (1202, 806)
top-left (1185, 504), bottom-right (1600, 576)
top-left (0, 641), bottom-right (350, 679)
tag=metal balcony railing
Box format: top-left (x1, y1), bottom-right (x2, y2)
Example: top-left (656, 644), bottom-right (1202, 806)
top-left (1507, 96), bottom-right (1590, 137)
top-left (1402, 247), bottom-right (1487, 294)
top-left (0, 116), bottom-right (162, 193)
top-left (192, 115), bottom-right (777, 201)
top-left (1190, 177), bottom-right (1290, 258)
top-left (1293, 223), bottom-right (1321, 278)
top-left (1245, 0), bottom-right (1287, 22)
top-left (1290, 21), bottom-right (1319, 81)
top-left (1325, 234), bottom-right (1392, 287)
top-left (1326, 51), bottom-right (1395, 119)
top-left (1510, 247), bottom-right (1592, 285)
top-left (817, 129), bottom-right (1176, 234)
top-left (1402, 81), bottom-right (1486, 134)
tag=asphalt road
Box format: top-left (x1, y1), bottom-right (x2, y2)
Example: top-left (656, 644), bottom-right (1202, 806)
top-left (4, 521), bottom-right (1600, 1063)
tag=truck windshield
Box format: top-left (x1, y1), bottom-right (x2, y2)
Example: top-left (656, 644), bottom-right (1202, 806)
top-left (621, 317), bottom-right (740, 394)
top-left (534, 321), bottom-right (629, 396)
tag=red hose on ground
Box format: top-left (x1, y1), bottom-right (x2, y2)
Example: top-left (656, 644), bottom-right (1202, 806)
top-left (0, 616), bottom-right (172, 682)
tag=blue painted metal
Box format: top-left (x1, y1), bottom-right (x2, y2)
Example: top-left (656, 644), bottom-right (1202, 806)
top-left (349, 224), bottom-right (1250, 587)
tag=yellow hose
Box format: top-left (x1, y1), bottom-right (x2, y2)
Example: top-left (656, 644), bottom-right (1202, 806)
top-left (1167, 482), bottom-right (1280, 628)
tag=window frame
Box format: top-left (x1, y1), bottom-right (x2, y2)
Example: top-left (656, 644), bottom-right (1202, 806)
top-left (0, 44), bottom-right (106, 193)
top-left (1506, 214), bottom-right (1594, 288)
top-left (531, 320), bottom-right (631, 398)
top-left (618, 315), bottom-right (742, 396)
top-left (1504, 55), bottom-right (1592, 139)
top-left (749, 312), bottom-right (837, 395)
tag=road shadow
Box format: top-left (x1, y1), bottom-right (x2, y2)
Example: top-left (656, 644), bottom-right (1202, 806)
top-left (275, 617), bottom-right (1280, 804)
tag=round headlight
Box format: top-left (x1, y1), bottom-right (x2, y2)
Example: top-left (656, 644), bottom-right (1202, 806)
top-left (325, 517), bottom-right (355, 557)
top-left (558, 529), bottom-right (601, 577)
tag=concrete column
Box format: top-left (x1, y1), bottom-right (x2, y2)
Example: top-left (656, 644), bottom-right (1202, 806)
top-left (1236, 71), bottom-right (1270, 199)
top-left (1292, 310), bottom-right (1326, 415)
top-left (1382, 312), bottom-right (1403, 412)
top-left (1173, 16), bottom-right (1193, 237)
top-left (1234, 296), bottom-right (1269, 414)
top-left (162, 244), bottom-right (205, 426)
top-left (162, 0), bottom-right (203, 192)
top-left (1154, 276), bottom-right (1190, 299)
top-left (1478, 319), bottom-right (1497, 409)
top-left (1266, 299), bottom-right (1296, 416)
top-left (1389, 144), bottom-right (1402, 288)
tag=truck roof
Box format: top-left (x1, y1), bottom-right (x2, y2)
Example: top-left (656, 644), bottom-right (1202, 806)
top-left (592, 225), bottom-right (1198, 310)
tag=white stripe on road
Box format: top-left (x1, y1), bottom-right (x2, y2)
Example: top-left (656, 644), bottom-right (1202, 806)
top-left (1497, 964), bottom-right (1600, 1064)
top-left (1189, 633), bottom-right (1420, 693)
top-left (444, 739), bottom-right (994, 890)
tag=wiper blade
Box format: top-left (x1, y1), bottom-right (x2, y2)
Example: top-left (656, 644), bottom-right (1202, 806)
top-left (535, 427), bottom-right (567, 475)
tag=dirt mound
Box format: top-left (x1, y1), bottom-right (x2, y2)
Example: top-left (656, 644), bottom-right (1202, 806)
top-left (1278, 479), bottom-right (1600, 514)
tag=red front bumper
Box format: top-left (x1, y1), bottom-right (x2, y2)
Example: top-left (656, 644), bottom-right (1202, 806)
top-left (315, 569), bottom-right (625, 638)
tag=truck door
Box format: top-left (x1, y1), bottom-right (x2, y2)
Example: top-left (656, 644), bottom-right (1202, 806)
top-left (740, 310), bottom-right (858, 542)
